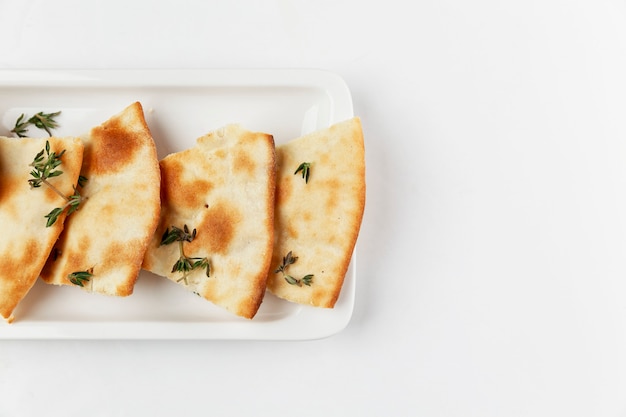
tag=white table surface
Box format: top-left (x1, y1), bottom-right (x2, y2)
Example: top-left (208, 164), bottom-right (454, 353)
top-left (2, 0), bottom-right (626, 415)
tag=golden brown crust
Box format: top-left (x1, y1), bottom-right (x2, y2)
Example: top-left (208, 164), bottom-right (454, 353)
top-left (40, 102), bottom-right (161, 297)
top-left (142, 124), bottom-right (276, 319)
top-left (266, 117), bottom-right (365, 308)
top-left (0, 136), bottom-right (84, 321)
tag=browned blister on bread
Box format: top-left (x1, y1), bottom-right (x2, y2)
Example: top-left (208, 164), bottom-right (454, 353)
top-left (142, 124), bottom-right (276, 319)
top-left (0, 136), bottom-right (84, 322)
top-left (40, 102), bottom-right (161, 296)
top-left (266, 117), bottom-right (365, 308)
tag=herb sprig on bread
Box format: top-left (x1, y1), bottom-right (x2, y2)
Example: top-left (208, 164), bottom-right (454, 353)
top-left (159, 224), bottom-right (210, 285)
top-left (28, 140), bottom-right (87, 227)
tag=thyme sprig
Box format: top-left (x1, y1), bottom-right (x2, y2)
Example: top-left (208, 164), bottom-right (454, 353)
top-left (160, 224), bottom-right (210, 285)
top-left (28, 140), bottom-right (65, 189)
top-left (29, 140), bottom-right (87, 227)
top-left (68, 268), bottom-right (93, 287)
top-left (294, 162), bottom-right (311, 184)
top-left (11, 111), bottom-right (61, 137)
top-left (274, 251), bottom-right (313, 286)
top-left (11, 114), bottom-right (30, 138)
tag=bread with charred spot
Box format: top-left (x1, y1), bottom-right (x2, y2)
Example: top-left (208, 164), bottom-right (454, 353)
top-left (0, 136), bottom-right (84, 322)
top-left (142, 124), bottom-right (276, 319)
top-left (40, 102), bottom-right (161, 296)
top-left (266, 117), bottom-right (365, 308)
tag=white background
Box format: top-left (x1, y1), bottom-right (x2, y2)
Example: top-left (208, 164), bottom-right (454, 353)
top-left (2, 0), bottom-right (626, 416)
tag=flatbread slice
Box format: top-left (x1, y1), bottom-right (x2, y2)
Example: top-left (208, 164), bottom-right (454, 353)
top-left (0, 136), bottom-right (84, 322)
top-left (40, 102), bottom-right (161, 296)
top-left (266, 117), bottom-right (365, 307)
top-left (142, 124), bottom-right (276, 319)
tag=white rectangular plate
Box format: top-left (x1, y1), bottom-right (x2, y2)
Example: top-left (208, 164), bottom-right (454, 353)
top-left (0, 69), bottom-right (356, 340)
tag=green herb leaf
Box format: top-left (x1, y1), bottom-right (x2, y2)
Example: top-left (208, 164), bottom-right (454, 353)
top-left (294, 162), bottom-right (311, 183)
top-left (28, 140), bottom-right (65, 189)
top-left (160, 225), bottom-right (196, 246)
top-left (68, 269), bottom-right (93, 287)
top-left (191, 257), bottom-right (210, 276)
top-left (274, 251), bottom-right (297, 274)
top-left (274, 251), bottom-right (314, 286)
top-left (29, 140), bottom-right (86, 226)
top-left (301, 274), bottom-right (314, 286)
top-left (45, 207), bottom-right (64, 227)
top-left (77, 175), bottom-right (88, 188)
top-left (11, 111), bottom-right (61, 137)
top-left (30, 111), bottom-right (61, 136)
top-left (11, 114), bottom-right (29, 137)
top-left (161, 224), bottom-right (210, 285)
top-left (284, 275), bottom-right (298, 285)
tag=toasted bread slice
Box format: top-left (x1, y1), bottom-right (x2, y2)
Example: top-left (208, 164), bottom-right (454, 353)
top-left (40, 102), bottom-right (161, 296)
top-left (142, 124), bottom-right (276, 319)
top-left (266, 117), bottom-right (365, 308)
top-left (0, 136), bottom-right (84, 321)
